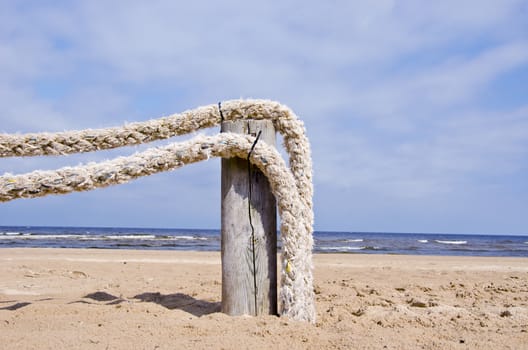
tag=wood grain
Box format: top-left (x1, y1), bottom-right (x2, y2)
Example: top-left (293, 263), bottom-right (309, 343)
top-left (220, 120), bottom-right (277, 316)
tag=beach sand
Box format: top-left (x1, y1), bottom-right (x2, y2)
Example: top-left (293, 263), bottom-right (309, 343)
top-left (0, 249), bottom-right (527, 349)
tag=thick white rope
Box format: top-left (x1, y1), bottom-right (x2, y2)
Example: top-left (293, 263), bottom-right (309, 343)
top-left (0, 133), bottom-right (315, 321)
top-left (0, 99), bottom-right (313, 240)
top-left (0, 100), bottom-right (315, 322)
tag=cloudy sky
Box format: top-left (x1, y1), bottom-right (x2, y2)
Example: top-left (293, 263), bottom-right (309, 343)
top-left (1, 1), bottom-right (527, 234)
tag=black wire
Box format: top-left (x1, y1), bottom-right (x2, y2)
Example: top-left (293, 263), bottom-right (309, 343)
top-left (247, 130), bottom-right (262, 315)
top-left (218, 102), bottom-right (225, 122)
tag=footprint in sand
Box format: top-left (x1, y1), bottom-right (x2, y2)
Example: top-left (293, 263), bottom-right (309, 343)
top-left (68, 271), bottom-right (88, 279)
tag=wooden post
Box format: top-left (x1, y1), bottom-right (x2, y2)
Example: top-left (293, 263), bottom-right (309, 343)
top-left (221, 120), bottom-right (277, 316)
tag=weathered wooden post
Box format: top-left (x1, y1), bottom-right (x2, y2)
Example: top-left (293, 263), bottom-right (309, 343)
top-left (221, 120), bottom-right (277, 316)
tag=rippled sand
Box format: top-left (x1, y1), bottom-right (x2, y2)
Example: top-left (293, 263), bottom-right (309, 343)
top-left (1, 249), bottom-right (527, 349)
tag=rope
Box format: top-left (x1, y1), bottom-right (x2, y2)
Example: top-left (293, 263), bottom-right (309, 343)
top-left (0, 99), bottom-right (315, 322)
top-left (0, 100), bottom-right (313, 223)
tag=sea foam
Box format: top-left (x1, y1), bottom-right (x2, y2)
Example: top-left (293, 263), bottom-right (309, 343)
top-left (435, 240), bottom-right (467, 245)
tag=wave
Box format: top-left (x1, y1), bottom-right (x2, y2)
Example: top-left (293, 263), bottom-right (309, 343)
top-left (0, 234), bottom-right (83, 240)
top-left (102, 235), bottom-right (157, 240)
top-left (169, 235), bottom-right (208, 241)
top-left (81, 235), bottom-right (207, 241)
top-left (434, 240), bottom-right (467, 245)
top-left (320, 246), bottom-right (364, 251)
top-left (319, 246), bottom-right (380, 252)
top-left (362, 246), bottom-right (381, 251)
top-left (0, 232), bottom-right (24, 236)
top-left (0, 234), bottom-right (208, 241)
top-left (3, 227), bottom-right (526, 256)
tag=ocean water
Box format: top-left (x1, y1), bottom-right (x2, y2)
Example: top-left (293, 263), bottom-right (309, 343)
top-left (0, 226), bottom-right (527, 257)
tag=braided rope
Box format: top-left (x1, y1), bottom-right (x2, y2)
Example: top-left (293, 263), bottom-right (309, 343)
top-left (0, 99), bottom-right (313, 235)
top-left (0, 100), bottom-right (315, 322)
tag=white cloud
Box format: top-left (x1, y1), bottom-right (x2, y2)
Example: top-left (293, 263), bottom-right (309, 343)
top-left (1, 0), bottom-right (527, 232)
top-left (0, 85), bottom-right (68, 132)
top-left (314, 105), bottom-right (528, 200)
top-left (342, 41), bottom-right (528, 130)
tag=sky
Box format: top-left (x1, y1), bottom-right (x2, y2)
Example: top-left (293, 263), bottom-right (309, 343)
top-left (1, 0), bottom-right (528, 235)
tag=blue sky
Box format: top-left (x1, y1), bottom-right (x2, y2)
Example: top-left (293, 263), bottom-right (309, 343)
top-left (1, 1), bottom-right (528, 234)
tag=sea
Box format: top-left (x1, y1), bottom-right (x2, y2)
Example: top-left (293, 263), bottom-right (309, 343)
top-left (0, 226), bottom-right (527, 257)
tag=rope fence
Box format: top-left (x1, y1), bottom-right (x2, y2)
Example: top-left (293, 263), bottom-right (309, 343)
top-left (0, 99), bottom-right (315, 322)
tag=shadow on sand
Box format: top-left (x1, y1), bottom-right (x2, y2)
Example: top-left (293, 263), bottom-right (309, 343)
top-left (78, 291), bottom-right (126, 305)
top-left (0, 302), bottom-right (32, 311)
top-left (133, 292), bottom-right (221, 317)
top-left (77, 290), bottom-right (220, 317)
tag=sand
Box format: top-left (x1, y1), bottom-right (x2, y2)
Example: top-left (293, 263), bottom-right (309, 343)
top-left (0, 249), bottom-right (527, 349)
